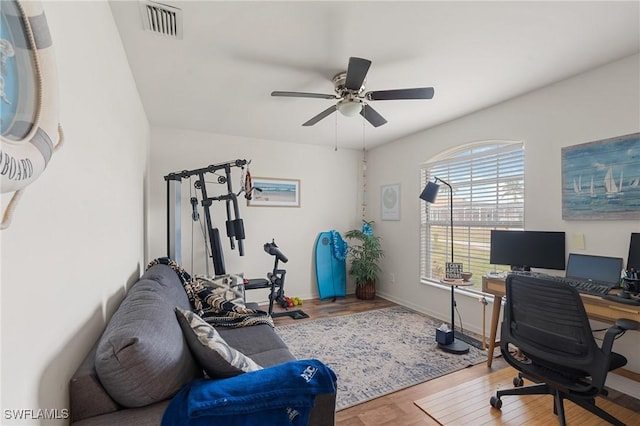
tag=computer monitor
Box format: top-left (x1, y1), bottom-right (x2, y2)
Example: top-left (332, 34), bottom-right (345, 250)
top-left (565, 253), bottom-right (623, 285)
top-left (627, 232), bottom-right (640, 273)
top-left (625, 233), bottom-right (640, 292)
top-left (490, 230), bottom-right (566, 271)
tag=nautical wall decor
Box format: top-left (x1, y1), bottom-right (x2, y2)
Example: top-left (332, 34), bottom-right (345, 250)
top-left (561, 133), bottom-right (640, 220)
top-left (247, 177), bottom-right (300, 207)
top-left (1, 0), bottom-right (62, 229)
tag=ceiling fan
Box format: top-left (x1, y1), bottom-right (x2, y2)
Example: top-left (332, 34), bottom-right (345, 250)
top-left (271, 57), bottom-right (434, 128)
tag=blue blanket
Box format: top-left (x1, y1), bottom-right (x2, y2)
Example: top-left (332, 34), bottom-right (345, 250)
top-left (162, 359), bottom-right (336, 426)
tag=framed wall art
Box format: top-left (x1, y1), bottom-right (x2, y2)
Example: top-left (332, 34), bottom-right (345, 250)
top-left (247, 177), bottom-right (300, 207)
top-left (381, 183), bottom-right (401, 221)
top-left (561, 132), bottom-right (640, 220)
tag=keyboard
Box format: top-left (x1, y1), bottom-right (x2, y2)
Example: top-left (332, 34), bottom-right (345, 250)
top-left (546, 275), bottom-right (617, 296)
top-left (507, 271), bottom-right (618, 296)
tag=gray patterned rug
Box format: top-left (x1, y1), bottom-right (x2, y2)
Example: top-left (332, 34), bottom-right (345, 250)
top-left (275, 306), bottom-right (487, 410)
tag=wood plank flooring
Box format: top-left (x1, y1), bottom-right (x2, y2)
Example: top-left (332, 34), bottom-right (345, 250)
top-left (263, 295), bottom-right (640, 426)
top-left (265, 294), bottom-right (396, 326)
top-left (415, 367), bottom-right (639, 425)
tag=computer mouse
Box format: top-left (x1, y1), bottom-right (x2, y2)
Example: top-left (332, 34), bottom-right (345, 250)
top-left (617, 291), bottom-right (631, 299)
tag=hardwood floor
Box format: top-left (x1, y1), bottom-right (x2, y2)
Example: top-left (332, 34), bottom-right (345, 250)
top-left (415, 367), bottom-right (640, 425)
top-left (262, 295), bottom-right (640, 425)
top-left (264, 294), bottom-right (396, 326)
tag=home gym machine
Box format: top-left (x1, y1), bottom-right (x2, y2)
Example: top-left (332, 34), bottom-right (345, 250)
top-left (164, 159), bottom-right (307, 319)
top-left (164, 159), bottom-right (248, 276)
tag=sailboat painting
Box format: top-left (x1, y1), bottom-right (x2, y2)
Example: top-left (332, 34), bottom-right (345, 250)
top-left (561, 132), bottom-right (640, 220)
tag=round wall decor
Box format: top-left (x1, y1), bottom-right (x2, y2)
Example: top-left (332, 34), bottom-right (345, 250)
top-left (1, 0), bottom-right (61, 228)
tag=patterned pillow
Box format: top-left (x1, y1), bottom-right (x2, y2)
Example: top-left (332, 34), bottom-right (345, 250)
top-left (174, 308), bottom-right (263, 378)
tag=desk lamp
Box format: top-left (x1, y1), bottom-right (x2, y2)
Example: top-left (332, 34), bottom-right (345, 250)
top-left (420, 177), bottom-right (470, 354)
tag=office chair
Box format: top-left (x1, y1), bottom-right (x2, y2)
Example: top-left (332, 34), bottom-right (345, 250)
top-left (489, 274), bottom-right (638, 426)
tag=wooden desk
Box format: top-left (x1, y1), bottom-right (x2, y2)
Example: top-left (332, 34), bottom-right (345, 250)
top-left (482, 275), bottom-right (640, 368)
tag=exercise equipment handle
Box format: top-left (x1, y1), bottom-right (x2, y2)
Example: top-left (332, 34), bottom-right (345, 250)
top-left (264, 241), bottom-right (288, 263)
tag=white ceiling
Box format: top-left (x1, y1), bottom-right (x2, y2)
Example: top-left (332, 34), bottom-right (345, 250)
top-left (109, 1), bottom-right (640, 150)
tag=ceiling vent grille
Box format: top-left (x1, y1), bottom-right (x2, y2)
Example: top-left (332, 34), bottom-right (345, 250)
top-left (139, 1), bottom-right (183, 39)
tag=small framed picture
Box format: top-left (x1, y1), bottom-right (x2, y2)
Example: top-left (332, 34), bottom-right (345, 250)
top-left (381, 183), bottom-right (401, 221)
top-left (445, 262), bottom-right (463, 279)
top-left (247, 177), bottom-right (300, 207)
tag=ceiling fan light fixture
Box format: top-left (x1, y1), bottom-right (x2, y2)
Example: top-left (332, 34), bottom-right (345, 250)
top-left (273, 57), bottom-right (434, 127)
top-left (337, 99), bottom-right (363, 117)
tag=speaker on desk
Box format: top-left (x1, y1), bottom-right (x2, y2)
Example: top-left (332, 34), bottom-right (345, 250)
top-left (623, 278), bottom-right (639, 294)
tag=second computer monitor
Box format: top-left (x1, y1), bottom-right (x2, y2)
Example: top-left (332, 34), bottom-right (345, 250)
top-left (627, 233), bottom-right (640, 272)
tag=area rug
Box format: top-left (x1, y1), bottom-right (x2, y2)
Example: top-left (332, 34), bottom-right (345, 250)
top-left (274, 306), bottom-right (487, 410)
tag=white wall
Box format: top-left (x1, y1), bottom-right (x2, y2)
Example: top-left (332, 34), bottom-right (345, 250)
top-left (0, 2), bottom-right (149, 423)
top-left (148, 127), bottom-right (363, 302)
top-left (2, 5), bottom-right (636, 421)
top-left (366, 54), bottom-right (640, 371)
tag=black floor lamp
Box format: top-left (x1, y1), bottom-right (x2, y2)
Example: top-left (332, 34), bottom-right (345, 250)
top-left (420, 177), bottom-right (470, 354)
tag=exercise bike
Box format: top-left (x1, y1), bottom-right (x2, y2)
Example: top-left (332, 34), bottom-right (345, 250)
top-left (244, 240), bottom-right (308, 320)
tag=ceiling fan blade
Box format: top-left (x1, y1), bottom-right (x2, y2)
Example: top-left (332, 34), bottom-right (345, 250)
top-left (302, 105), bottom-right (337, 126)
top-left (360, 104), bottom-right (387, 127)
top-left (344, 57), bottom-right (372, 91)
top-left (366, 87), bottom-right (435, 101)
top-left (271, 91), bottom-right (336, 100)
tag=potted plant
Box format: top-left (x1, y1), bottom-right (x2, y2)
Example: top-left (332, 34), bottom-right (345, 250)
top-left (344, 221), bottom-right (384, 300)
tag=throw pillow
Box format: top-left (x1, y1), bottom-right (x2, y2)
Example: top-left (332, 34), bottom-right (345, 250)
top-left (175, 307), bottom-right (263, 378)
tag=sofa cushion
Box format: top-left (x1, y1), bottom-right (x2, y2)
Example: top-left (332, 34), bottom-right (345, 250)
top-left (95, 264), bottom-right (200, 408)
top-left (175, 308), bottom-right (263, 378)
top-left (216, 323), bottom-right (296, 368)
top-left (69, 343), bottom-right (120, 422)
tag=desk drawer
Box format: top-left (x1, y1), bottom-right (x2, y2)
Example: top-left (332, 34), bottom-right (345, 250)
top-left (483, 277), bottom-right (506, 297)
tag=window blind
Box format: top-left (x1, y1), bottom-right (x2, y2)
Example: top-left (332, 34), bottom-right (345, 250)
top-left (420, 142), bottom-right (525, 289)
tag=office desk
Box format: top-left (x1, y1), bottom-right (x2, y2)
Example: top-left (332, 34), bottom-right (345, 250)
top-left (482, 275), bottom-right (640, 368)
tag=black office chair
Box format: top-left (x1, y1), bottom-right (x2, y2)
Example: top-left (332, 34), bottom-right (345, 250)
top-left (489, 274), bottom-right (638, 426)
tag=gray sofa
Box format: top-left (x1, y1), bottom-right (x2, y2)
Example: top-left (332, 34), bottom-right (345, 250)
top-left (69, 263), bottom-right (336, 425)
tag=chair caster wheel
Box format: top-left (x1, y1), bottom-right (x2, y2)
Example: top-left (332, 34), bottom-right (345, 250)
top-left (513, 376), bottom-right (524, 387)
top-left (490, 396), bottom-right (502, 409)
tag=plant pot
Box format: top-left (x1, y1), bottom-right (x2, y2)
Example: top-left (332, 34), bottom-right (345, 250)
top-left (355, 280), bottom-right (376, 300)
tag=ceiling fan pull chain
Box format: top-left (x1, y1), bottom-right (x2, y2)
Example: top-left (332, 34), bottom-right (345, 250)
top-left (334, 112), bottom-right (338, 152)
top-left (361, 116), bottom-right (367, 221)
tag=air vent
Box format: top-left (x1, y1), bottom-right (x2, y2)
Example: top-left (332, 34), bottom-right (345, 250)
top-left (139, 1), bottom-right (183, 39)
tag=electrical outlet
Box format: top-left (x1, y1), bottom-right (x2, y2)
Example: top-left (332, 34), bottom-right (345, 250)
top-left (390, 273), bottom-right (395, 284)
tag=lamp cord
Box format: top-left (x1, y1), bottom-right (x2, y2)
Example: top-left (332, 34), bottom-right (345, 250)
top-left (454, 300), bottom-right (464, 334)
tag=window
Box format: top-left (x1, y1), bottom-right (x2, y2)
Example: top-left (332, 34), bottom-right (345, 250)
top-left (420, 141), bottom-right (524, 291)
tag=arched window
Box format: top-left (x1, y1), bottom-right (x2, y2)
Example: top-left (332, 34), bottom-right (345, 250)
top-left (420, 141), bottom-right (524, 290)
